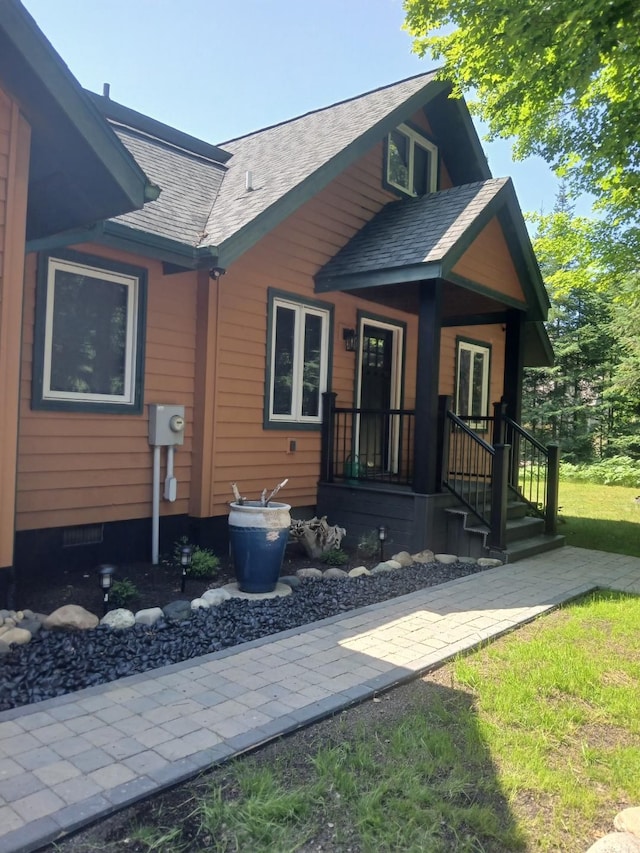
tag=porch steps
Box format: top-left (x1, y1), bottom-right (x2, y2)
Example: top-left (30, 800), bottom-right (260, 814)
top-left (445, 500), bottom-right (565, 563)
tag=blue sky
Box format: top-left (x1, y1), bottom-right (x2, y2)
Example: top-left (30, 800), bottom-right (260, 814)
top-left (23, 0), bottom-right (572, 216)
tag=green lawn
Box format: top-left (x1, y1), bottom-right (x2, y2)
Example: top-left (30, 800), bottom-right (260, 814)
top-left (559, 480), bottom-right (640, 556)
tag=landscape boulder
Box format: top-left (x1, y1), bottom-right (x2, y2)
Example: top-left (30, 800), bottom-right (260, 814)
top-left (134, 607), bottom-right (164, 627)
top-left (190, 598), bottom-right (210, 611)
top-left (323, 567), bottom-right (348, 579)
top-left (411, 549), bottom-right (435, 564)
top-left (43, 605), bottom-right (99, 631)
top-left (162, 600), bottom-right (192, 622)
top-left (202, 588), bottom-right (232, 606)
top-left (101, 609), bottom-right (136, 630)
top-left (391, 551), bottom-right (413, 567)
top-left (0, 627), bottom-right (31, 646)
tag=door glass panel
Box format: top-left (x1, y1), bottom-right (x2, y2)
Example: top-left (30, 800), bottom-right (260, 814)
top-left (302, 313), bottom-right (322, 417)
top-left (273, 306), bottom-right (295, 415)
top-left (457, 349), bottom-right (471, 415)
top-left (471, 351), bottom-right (486, 415)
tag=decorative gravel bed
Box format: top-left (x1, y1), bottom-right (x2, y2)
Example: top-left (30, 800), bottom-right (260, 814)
top-left (0, 560), bottom-right (486, 711)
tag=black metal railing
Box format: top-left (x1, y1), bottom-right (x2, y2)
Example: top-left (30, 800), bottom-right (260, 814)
top-left (442, 410), bottom-right (509, 549)
top-left (502, 414), bottom-right (560, 535)
top-left (320, 394), bottom-right (415, 486)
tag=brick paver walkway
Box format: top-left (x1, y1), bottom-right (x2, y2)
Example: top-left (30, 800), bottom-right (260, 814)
top-left (1, 546), bottom-right (639, 853)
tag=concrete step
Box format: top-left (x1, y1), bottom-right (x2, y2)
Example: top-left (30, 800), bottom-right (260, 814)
top-left (502, 534), bottom-right (566, 563)
top-left (444, 499), bottom-right (564, 563)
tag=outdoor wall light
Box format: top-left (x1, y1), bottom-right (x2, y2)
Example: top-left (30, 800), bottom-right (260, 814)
top-left (343, 328), bottom-right (358, 352)
top-left (378, 525), bottom-right (387, 562)
top-left (98, 564), bottom-right (116, 615)
top-left (180, 545), bottom-right (193, 593)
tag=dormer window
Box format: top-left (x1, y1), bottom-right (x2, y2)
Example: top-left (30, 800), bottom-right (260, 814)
top-left (385, 123), bottom-right (438, 197)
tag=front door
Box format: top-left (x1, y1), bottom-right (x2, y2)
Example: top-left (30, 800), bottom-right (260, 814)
top-left (357, 322), bottom-right (401, 475)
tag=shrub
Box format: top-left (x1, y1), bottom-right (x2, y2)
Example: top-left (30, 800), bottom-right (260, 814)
top-left (357, 530), bottom-right (380, 560)
top-left (560, 455), bottom-right (640, 487)
top-left (110, 578), bottom-right (139, 608)
top-left (322, 548), bottom-right (349, 566)
top-left (173, 537), bottom-right (220, 579)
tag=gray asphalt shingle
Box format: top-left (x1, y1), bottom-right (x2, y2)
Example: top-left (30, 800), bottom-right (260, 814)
top-left (204, 72), bottom-right (438, 248)
top-left (316, 179), bottom-right (509, 281)
top-left (111, 127), bottom-right (226, 246)
top-left (108, 72), bottom-right (439, 253)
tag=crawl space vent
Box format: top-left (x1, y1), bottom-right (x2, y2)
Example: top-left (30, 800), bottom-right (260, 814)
top-left (62, 524), bottom-right (104, 548)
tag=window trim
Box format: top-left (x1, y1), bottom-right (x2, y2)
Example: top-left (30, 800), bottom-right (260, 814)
top-left (264, 289), bottom-right (333, 430)
top-left (454, 336), bottom-right (492, 428)
top-left (384, 122), bottom-right (438, 198)
top-left (32, 249), bottom-right (147, 414)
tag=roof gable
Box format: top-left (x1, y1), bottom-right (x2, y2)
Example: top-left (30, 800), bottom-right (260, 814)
top-left (1, 0), bottom-right (156, 240)
top-left (315, 178), bottom-right (549, 320)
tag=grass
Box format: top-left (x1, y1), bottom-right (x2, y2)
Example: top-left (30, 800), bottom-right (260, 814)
top-left (98, 589), bottom-right (640, 853)
top-left (559, 480), bottom-right (640, 556)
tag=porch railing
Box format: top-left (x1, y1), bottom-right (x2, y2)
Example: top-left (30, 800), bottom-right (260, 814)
top-left (320, 392), bottom-right (560, 549)
top-left (320, 393), bottom-right (414, 486)
top-left (499, 411), bottom-right (560, 535)
top-left (442, 409), bottom-right (509, 550)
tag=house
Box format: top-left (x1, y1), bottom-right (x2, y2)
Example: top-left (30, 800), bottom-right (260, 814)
top-left (0, 0), bottom-right (158, 605)
top-left (1, 0), bottom-right (562, 607)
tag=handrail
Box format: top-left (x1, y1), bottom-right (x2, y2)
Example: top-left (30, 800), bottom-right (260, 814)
top-left (503, 415), bottom-right (548, 454)
top-left (500, 411), bottom-right (560, 535)
top-left (443, 410), bottom-right (508, 549)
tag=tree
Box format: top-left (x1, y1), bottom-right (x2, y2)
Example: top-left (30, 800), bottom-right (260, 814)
top-left (522, 196), bottom-right (640, 459)
top-left (403, 0), bottom-right (640, 223)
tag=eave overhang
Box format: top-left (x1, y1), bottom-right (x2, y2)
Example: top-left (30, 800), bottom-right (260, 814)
top-left (0, 0), bottom-right (157, 240)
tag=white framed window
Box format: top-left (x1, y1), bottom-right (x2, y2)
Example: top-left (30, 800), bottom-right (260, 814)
top-left (386, 123), bottom-right (438, 197)
top-left (456, 339), bottom-right (491, 422)
top-left (33, 251), bottom-right (146, 412)
top-left (267, 293), bottom-right (331, 426)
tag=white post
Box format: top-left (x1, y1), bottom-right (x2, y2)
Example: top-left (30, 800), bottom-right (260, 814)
top-left (152, 444), bottom-right (161, 565)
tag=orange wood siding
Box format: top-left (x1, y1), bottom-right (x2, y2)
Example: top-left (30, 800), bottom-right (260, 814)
top-left (0, 88), bottom-right (30, 567)
top-left (15, 245), bottom-right (199, 532)
top-left (196, 145), bottom-right (420, 518)
top-left (452, 216), bottom-right (525, 303)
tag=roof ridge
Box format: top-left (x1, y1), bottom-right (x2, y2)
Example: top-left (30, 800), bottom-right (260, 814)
top-left (217, 70), bottom-right (439, 146)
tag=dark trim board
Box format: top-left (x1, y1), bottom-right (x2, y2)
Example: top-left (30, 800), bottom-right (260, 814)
top-left (13, 515), bottom-right (190, 600)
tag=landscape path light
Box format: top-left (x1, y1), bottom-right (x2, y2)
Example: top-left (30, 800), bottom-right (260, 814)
top-left (98, 564), bottom-right (116, 616)
top-left (378, 525), bottom-right (387, 563)
top-left (180, 545), bottom-right (193, 593)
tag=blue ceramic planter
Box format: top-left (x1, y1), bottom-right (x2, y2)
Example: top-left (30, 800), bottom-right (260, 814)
top-left (228, 501), bottom-right (291, 593)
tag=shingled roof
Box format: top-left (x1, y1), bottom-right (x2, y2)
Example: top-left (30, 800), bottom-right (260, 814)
top-left (202, 72), bottom-right (439, 260)
top-left (315, 177), bottom-right (549, 321)
top-left (99, 71), bottom-right (444, 265)
top-left (110, 126), bottom-right (226, 247)
top-left (316, 179), bottom-right (509, 286)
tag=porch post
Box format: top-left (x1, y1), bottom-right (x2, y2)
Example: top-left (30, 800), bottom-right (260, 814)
top-left (504, 309), bottom-right (525, 484)
top-left (503, 309), bottom-right (525, 423)
top-left (413, 280), bottom-right (443, 494)
top-left (545, 443), bottom-right (560, 535)
top-left (320, 391), bottom-right (337, 483)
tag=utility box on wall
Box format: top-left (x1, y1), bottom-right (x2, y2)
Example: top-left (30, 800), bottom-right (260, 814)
top-left (148, 404), bottom-right (186, 446)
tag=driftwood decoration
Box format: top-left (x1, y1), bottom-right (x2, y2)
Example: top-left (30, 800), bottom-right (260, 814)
top-left (230, 479), bottom-right (289, 507)
top-left (290, 516), bottom-right (346, 559)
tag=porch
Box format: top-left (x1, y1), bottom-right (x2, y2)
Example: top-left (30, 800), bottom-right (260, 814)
top-left (317, 394), bottom-right (563, 560)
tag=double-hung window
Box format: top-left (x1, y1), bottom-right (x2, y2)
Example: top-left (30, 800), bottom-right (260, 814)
top-left (386, 123), bottom-right (438, 197)
top-left (456, 339), bottom-right (490, 424)
top-left (33, 250), bottom-right (146, 413)
top-left (267, 292), bottom-right (331, 427)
